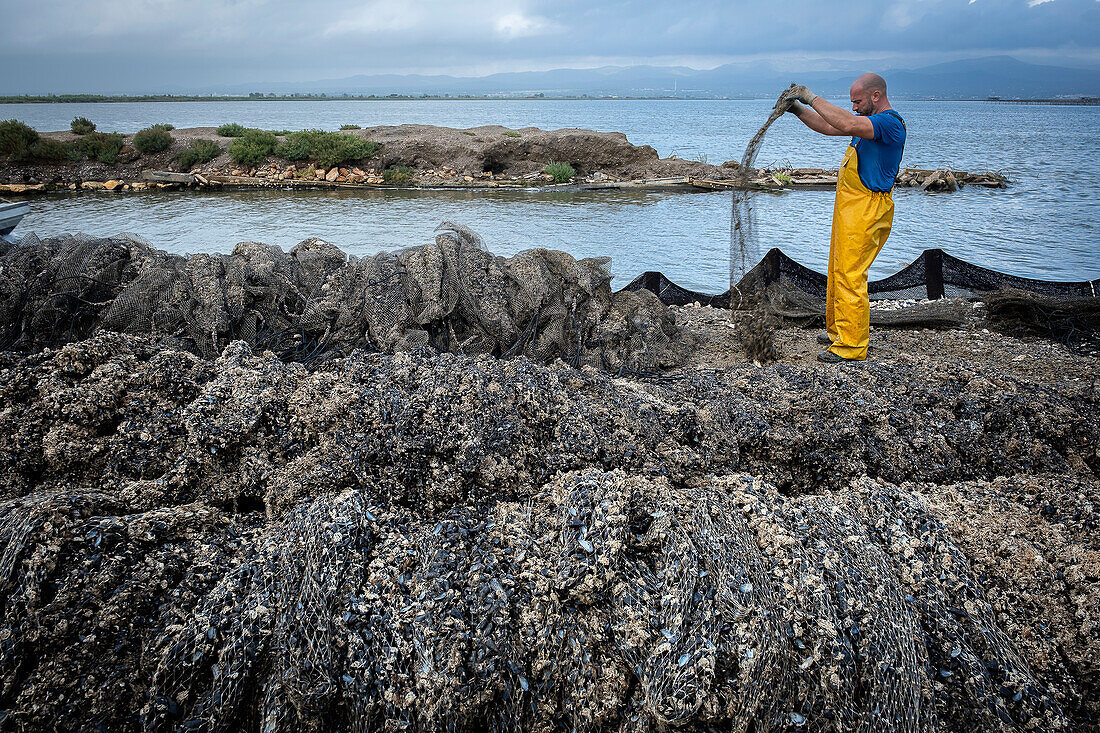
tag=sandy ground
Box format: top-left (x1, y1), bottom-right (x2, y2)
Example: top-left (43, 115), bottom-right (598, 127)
top-left (673, 299), bottom-right (1098, 383)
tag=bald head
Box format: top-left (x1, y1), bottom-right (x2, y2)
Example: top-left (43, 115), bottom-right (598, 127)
top-left (849, 73), bottom-right (890, 116)
top-left (853, 73), bottom-right (887, 95)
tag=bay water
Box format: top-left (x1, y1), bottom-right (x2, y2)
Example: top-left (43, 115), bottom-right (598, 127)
top-left (5, 99), bottom-right (1098, 292)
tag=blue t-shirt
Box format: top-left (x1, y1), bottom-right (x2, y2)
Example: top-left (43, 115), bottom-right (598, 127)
top-left (850, 110), bottom-right (906, 192)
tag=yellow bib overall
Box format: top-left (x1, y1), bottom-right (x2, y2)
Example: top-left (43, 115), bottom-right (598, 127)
top-left (825, 144), bottom-right (894, 360)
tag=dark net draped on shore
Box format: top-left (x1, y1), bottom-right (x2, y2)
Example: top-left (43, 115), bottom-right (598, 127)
top-left (5, 229), bottom-right (1097, 372)
top-left (0, 334), bottom-right (1097, 730)
top-left (623, 248), bottom-right (1100, 347)
top-left (0, 226), bottom-right (686, 373)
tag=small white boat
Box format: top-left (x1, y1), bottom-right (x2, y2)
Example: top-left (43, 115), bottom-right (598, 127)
top-left (0, 199), bottom-right (30, 237)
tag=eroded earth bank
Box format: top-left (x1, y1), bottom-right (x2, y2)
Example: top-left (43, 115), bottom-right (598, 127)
top-left (0, 123), bottom-right (1005, 193)
top-left (0, 231), bottom-right (1096, 731)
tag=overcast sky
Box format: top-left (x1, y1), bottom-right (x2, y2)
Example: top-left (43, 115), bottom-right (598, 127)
top-left (1, 0), bottom-right (1098, 93)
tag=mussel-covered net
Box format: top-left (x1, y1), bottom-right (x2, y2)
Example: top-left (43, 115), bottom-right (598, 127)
top-left (0, 334), bottom-right (1097, 730)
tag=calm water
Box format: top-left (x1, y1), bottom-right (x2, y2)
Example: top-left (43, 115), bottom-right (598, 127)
top-left (6, 99), bottom-right (1099, 292)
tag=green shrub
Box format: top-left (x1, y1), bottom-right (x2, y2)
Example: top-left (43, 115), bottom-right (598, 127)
top-left (0, 119), bottom-right (39, 159)
top-left (274, 130), bottom-right (313, 161)
top-left (75, 132), bottom-right (124, 163)
top-left (542, 161), bottom-right (574, 182)
top-left (132, 125), bottom-right (172, 154)
top-left (502, 131), bottom-right (521, 138)
top-left (151, 123), bottom-right (174, 131)
top-left (216, 123), bottom-right (247, 137)
top-left (29, 138), bottom-right (81, 162)
top-left (176, 138), bottom-right (221, 169)
top-left (382, 165), bottom-right (413, 183)
top-left (340, 124), bottom-right (361, 130)
top-left (275, 130), bottom-right (378, 168)
top-left (311, 133), bottom-right (377, 168)
top-left (228, 128), bottom-right (277, 165)
top-left (70, 117), bottom-right (96, 135)
top-left (270, 130), bottom-right (294, 136)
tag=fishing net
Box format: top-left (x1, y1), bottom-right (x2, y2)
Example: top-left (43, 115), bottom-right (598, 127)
top-left (984, 288), bottom-right (1100, 350)
top-left (0, 473), bottom-right (1080, 732)
top-left (624, 248), bottom-right (1100, 340)
top-left (0, 225), bottom-right (687, 374)
top-left (728, 88), bottom-right (791, 290)
top-left (0, 333), bottom-right (1096, 730)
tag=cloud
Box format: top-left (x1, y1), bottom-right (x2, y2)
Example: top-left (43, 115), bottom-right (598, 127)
top-left (0, 0), bottom-right (1097, 93)
top-left (495, 12), bottom-right (559, 38)
top-left (326, 1), bottom-right (428, 34)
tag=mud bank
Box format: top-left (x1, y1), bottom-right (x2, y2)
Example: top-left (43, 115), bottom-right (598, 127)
top-left (0, 289), bottom-right (1097, 730)
top-left (0, 124), bottom-right (1007, 194)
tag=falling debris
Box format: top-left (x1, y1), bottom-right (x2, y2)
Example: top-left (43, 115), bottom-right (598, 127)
top-left (730, 86), bottom-right (793, 293)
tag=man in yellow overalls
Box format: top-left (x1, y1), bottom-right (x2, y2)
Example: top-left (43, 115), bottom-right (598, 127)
top-left (782, 74), bottom-right (906, 362)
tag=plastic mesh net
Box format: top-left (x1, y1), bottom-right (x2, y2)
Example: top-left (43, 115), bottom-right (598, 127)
top-left (624, 247), bottom-right (1100, 340)
top-left (728, 92), bottom-right (790, 291)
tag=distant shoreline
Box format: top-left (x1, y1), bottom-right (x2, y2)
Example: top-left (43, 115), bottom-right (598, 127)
top-left (2, 95), bottom-right (1098, 105)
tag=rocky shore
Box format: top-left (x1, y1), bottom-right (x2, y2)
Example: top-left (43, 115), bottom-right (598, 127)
top-left (0, 231), bottom-right (1095, 729)
top-left (0, 124), bottom-right (1007, 194)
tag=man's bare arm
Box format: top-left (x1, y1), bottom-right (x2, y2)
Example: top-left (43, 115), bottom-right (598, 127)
top-left (809, 98), bottom-right (875, 140)
top-left (791, 104), bottom-right (848, 136)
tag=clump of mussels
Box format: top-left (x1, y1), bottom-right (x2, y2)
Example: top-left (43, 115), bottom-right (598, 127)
top-left (0, 331), bottom-right (1097, 731)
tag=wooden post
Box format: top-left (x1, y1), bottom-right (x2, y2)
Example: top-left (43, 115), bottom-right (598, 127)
top-left (925, 249), bottom-right (945, 300)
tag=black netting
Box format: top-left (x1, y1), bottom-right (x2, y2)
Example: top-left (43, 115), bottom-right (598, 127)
top-left (622, 247), bottom-right (1099, 307)
top-left (621, 247), bottom-right (1099, 337)
top-left (0, 225), bottom-right (688, 374)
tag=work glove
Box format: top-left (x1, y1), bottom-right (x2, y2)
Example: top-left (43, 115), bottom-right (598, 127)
top-left (773, 84), bottom-right (797, 111)
top-left (789, 84), bottom-right (818, 106)
top-left (787, 100), bottom-right (805, 116)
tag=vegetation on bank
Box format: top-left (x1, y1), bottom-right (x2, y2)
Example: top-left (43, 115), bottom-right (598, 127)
top-left (131, 125), bottom-right (173, 154)
top-left (28, 138), bottom-right (82, 162)
top-left (216, 123), bottom-right (248, 137)
top-left (76, 132), bottom-right (125, 163)
top-left (223, 128), bottom-right (378, 168)
top-left (0, 119), bottom-right (129, 164)
top-left (70, 117), bottom-right (95, 135)
top-left (542, 161), bottom-right (575, 182)
top-left (382, 165), bottom-right (413, 183)
top-left (228, 129), bottom-right (278, 165)
top-left (0, 120), bottom-right (40, 159)
top-left (276, 130), bottom-right (378, 168)
top-left (340, 124), bottom-right (361, 130)
top-left (1, 117), bottom-right (381, 170)
top-left (176, 139), bottom-right (222, 169)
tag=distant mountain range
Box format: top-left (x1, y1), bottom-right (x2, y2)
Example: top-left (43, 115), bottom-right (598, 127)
top-left (215, 56), bottom-right (1100, 99)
